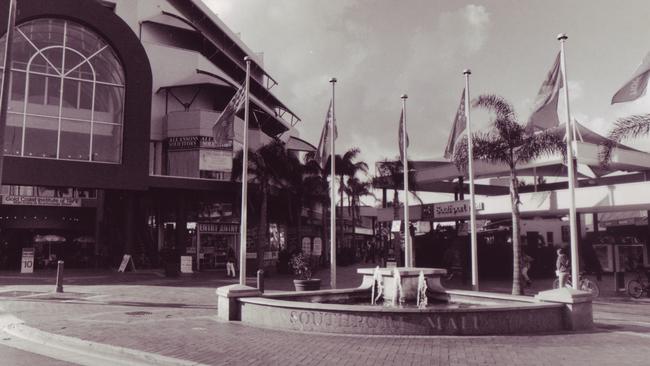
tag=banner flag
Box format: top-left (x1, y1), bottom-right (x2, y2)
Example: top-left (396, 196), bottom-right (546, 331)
top-left (212, 87), bottom-right (245, 145)
top-left (444, 89), bottom-right (466, 159)
top-left (398, 109), bottom-right (409, 162)
top-left (612, 50), bottom-right (650, 104)
top-left (525, 52), bottom-right (563, 133)
top-left (315, 100), bottom-right (337, 169)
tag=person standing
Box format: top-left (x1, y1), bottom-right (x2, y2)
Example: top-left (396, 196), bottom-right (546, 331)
top-left (556, 248), bottom-right (569, 288)
top-left (226, 247), bottom-right (236, 278)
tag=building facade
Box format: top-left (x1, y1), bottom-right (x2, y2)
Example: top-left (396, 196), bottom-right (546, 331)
top-left (0, 0), bottom-right (303, 271)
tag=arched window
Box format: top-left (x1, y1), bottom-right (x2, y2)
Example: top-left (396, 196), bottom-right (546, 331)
top-left (1, 18), bottom-right (125, 163)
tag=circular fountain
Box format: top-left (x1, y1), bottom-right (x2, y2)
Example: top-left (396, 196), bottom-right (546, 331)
top-left (217, 267), bottom-right (593, 335)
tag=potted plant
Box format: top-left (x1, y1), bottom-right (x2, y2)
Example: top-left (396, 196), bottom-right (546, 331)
top-left (290, 252), bottom-right (320, 291)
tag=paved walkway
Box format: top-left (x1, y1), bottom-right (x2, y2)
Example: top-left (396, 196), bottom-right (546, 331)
top-left (1, 265), bottom-right (649, 365)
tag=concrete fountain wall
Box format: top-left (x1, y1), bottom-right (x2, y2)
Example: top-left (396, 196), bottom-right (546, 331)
top-left (216, 268), bottom-right (593, 336)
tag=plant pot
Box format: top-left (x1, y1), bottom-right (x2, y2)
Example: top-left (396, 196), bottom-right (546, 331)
top-left (293, 278), bottom-right (321, 291)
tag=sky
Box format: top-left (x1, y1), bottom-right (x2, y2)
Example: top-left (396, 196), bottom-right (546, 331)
top-left (203, 0), bottom-right (650, 199)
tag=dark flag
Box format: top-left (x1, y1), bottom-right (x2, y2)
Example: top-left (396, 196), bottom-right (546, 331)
top-left (526, 52), bottom-right (563, 133)
top-left (444, 89), bottom-right (466, 159)
top-left (212, 87), bottom-right (245, 145)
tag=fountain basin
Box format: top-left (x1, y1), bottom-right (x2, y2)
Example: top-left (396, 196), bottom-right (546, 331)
top-left (216, 267), bottom-right (593, 335)
top-left (358, 267), bottom-right (446, 302)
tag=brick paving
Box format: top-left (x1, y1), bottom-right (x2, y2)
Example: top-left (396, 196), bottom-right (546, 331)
top-left (1, 265), bottom-right (649, 365)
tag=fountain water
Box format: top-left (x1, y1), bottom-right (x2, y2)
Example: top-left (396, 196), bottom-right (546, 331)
top-left (392, 267), bottom-right (405, 306)
top-left (416, 270), bottom-right (428, 308)
top-left (370, 266), bottom-right (383, 305)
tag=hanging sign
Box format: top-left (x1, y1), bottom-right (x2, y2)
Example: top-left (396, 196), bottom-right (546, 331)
top-left (3, 195), bottom-right (81, 207)
top-left (21, 248), bottom-right (35, 274)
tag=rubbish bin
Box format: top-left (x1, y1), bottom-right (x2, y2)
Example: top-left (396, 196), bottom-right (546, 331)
top-left (615, 271), bottom-right (625, 291)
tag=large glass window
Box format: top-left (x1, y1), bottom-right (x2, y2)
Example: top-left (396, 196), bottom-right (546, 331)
top-left (0, 18), bottom-right (125, 163)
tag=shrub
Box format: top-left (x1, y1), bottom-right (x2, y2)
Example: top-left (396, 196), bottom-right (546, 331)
top-left (290, 252), bottom-right (312, 280)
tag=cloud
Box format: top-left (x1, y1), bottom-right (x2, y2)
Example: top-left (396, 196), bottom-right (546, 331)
top-left (463, 4), bottom-right (490, 53)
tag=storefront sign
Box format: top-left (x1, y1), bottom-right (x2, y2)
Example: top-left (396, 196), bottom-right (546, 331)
top-left (21, 248), bottom-right (34, 274)
top-left (180, 256), bottom-right (193, 273)
top-left (313, 238), bottom-right (322, 256)
top-left (167, 136), bottom-right (232, 150)
top-left (391, 220), bottom-right (401, 232)
top-left (197, 223), bottom-right (239, 234)
top-left (2, 195), bottom-right (81, 207)
top-left (199, 149), bottom-right (232, 171)
top-left (433, 200), bottom-right (484, 220)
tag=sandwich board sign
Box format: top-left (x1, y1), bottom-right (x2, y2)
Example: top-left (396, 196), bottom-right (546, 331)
top-left (180, 256), bottom-right (193, 273)
top-left (21, 248), bottom-right (35, 274)
top-left (118, 254), bottom-right (136, 272)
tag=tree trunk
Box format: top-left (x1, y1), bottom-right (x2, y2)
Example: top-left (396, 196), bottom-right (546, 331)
top-left (510, 170), bottom-right (523, 295)
top-left (257, 183), bottom-right (268, 271)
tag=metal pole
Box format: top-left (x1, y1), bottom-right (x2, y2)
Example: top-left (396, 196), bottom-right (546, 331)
top-left (558, 33), bottom-right (580, 289)
top-left (55, 261), bottom-right (64, 293)
top-left (238, 57), bottom-right (252, 286)
top-left (196, 227), bottom-right (201, 272)
top-left (464, 69), bottom-right (479, 291)
top-left (329, 77), bottom-right (337, 289)
top-left (400, 94), bottom-right (411, 267)
top-left (0, 0), bottom-right (16, 184)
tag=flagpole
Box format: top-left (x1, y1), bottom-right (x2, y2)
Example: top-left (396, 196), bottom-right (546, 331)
top-left (0, 0), bottom-right (16, 186)
top-left (238, 56), bottom-right (252, 286)
top-left (558, 33), bottom-right (580, 289)
top-left (329, 77), bottom-right (337, 289)
top-left (463, 69), bottom-right (479, 291)
top-left (400, 94), bottom-right (411, 267)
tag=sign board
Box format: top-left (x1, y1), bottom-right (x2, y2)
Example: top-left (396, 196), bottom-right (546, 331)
top-left (246, 252), bottom-right (257, 259)
top-left (3, 195), bottom-right (81, 207)
top-left (199, 149), bottom-right (233, 171)
top-left (180, 256), bottom-right (193, 273)
top-left (167, 135), bottom-right (232, 150)
top-left (301, 237), bottom-right (311, 255)
top-left (433, 200), bottom-right (484, 220)
top-left (117, 254), bottom-right (136, 272)
top-left (421, 204), bottom-right (435, 220)
top-left (197, 223), bottom-right (239, 234)
top-left (386, 259), bottom-right (397, 269)
top-left (21, 248), bottom-right (34, 274)
top-left (391, 220), bottom-right (401, 232)
top-left (312, 237), bottom-right (322, 256)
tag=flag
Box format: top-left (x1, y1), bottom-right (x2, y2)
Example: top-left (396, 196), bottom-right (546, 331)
top-left (444, 89), bottom-right (466, 159)
top-left (398, 109), bottom-right (409, 162)
top-left (212, 87), bottom-right (245, 145)
top-left (525, 52), bottom-right (563, 133)
top-left (612, 50), bottom-right (650, 104)
top-left (315, 100), bottom-right (337, 169)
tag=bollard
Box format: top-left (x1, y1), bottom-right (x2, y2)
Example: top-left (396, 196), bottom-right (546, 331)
top-left (55, 260), bottom-right (64, 293)
top-left (256, 269), bottom-right (264, 293)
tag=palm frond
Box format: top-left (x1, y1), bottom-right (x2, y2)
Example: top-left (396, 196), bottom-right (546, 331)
top-left (452, 133), bottom-right (511, 171)
top-left (473, 94), bottom-right (516, 121)
top-left (516, 130), bottom-right (566, 165)
top-left (601, 114), bottom-right (650, 165)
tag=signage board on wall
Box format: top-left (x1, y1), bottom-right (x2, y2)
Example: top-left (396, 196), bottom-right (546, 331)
top-left (2, 195), bottom-right (81, 207)
top-left (432, 200), bottom-right (484, 220)
top-left (118, 254), bottom-right (136, 272)
top-left (199, 149), bottom-right (233, 171)
top-left (167, 136), bottom-right (232, 150)
top-left (20, 248), bottom-right (34, 274)
top-left (197, 223), bottom-right (239, 234)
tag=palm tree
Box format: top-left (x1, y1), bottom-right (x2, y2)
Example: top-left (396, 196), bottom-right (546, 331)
top-left (335, 148), bottom-right (369, 251)
top-left (452, 95), bottom-right (565, 295)
top-left (601, 114), bottom-right (650, 165)
top-left (346, 176), bottom-right (375, 231)
top-left (232, 139), bottom-right (288, 271)
top-left (373, 158), bottom-right (421, 266)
